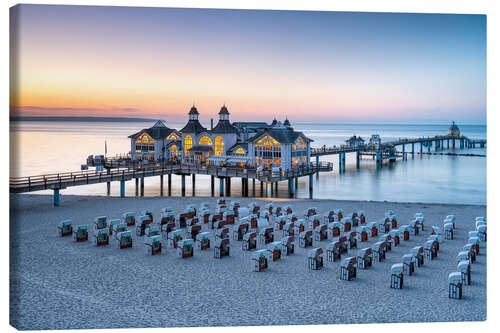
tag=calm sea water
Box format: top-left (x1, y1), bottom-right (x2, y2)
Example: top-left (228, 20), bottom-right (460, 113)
top-left (10, 121), bottom-right (486, 205)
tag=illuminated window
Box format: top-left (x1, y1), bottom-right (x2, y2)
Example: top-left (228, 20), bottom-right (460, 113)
top-left (254, 135), bottom-right (281, 168)
top-left (184, 135), bottom-right (193, 157)
top-left (215, 136), bottom-right (224, 156)
top-left (235, 147), bottom-right (245, 155)
top-left (166, 132), bottom-right (180, 141)
top-left (135, 132), bottom-right (155, 153)
top-left (292, 136), bottom-right (307, 167)
top-left (199, 136), bottom-right (213, 146)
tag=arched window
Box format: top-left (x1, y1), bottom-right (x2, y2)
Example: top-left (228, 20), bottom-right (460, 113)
top-left (169, 145), bottom-right (179, 160)
top-left (254, 135), bottom-right (281, 168)
top-left (184, 135), bottom-right (193, 157)
top-left (215, 136), bottom-right (224, 156)
top-left (166, 132), bottom-right (180, 141)
top-left (235, 147), bottom-right (245, 155)
top-left (135, 132), bottom-right (155, 153)
top-left (199, 136), bottom-right (213, 145)
top-left (292, 136), bottom-right (307, 167)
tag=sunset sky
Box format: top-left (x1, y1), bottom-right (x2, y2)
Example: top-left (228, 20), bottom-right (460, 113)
top-left (10, 5), bottom-right (486, 124)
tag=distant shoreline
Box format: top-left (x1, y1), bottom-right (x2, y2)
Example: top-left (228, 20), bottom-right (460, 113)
top-left (10, 116), bottom-right (158, 122)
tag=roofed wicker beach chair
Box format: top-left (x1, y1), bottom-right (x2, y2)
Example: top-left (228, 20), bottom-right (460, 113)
top-left (379, 234), bottom-right (392, 252)
top-left (284, 205), bottom-right (293, 215)
top-left (93, 216), bottom-right (108, 232)
top-left (411, 246), bottom-right (424, 267)
top-left (261, 210), bottom-right (272, 223)
top-left (179, 207), bottom-right (195, 228)
top-left (233, 222), bottom-right (249, 241)
top-left (458, 260), bottom-right (471, 285)
top-left (215, 226), bottom-right (230, 243)
top-left (167, 229), bottom-right (183, 248)
top-left (141, 209), bottom-right (153, 224)
top-left (389, 229), bottom-right (401, 247)
top-left (335, 208), bottom-right (344, 221)
top-left (378, 218), bottom-right (390, 234)
top-left (161, 221), bottom-right (175, 239)
top-left (444, 223), bottom-right (454, 240)
top-left (259, 227), bottom-right (274, 246)
top-left (399, 225), bottom-right (410, 241)
top-left (424, 240), bottom-right (438, 260)
top-left (196, 231), bottom-right (211, 250)
top-left (145, 225), bottom-right (161, 238)
top-left (388, 215), bottom-right (398, 229)
top-left (357, 247), bottom-right (373, 269)
top-left (340, 257), bottom-right (357, 281)
top-left (248, 201), bottom-right (260, 215)
top-left (468, 236), bottom-right (480, 255)
top-left (414, 213), bottom-right (424, 231)
top-left (112, 223), bottom-right (128, 240)
top-left (463, 244), bottom-right (477, 263)
top-left (431, 226), bottom-right (442, 236)
top-left (186, 216), bottom-right (199, 227)
top-left (224, 211), bottom-right (235, 225)
top-left (341, 217), bottom-right (353, 232)
top-left (116, 231), bottom-right (132, 249)
top-left (238, 207), bottom-right (250, 221)
top-left (144, 235), bottom-right (162, 255)
top-left (229, 200), bottom-right (240, 216)
top-left (122, 212), bottom-right (136, 226)
top-left (274, 206), bottom-right (282, 217)
top-left (136, 215), bottom-right (152, 237)
top-left (358, 210), bottom-right (366, 225)
top-left (350, 212), bottom-right (360, 227)
top-left (448, 272), bottom-right (463, 299)
top-left (299, 230), bottom-right (313, 248)
top-left (267, 241), bottom-right (282, 261)
top-left (72, 225), bottom-right (89, 242)
top-left (348, 231), bottom-right (360, 249)
top-left (358, 225), bottom-right (370, 242)
top-left (294, 219), bottom-right (307, 235)
top-left (264, 202), bottom-right (274, 215)
top-left (409, 219), bottom-right (419, 236)
top-left (186, 224), bottom-right (202, 241)
top-left (200, 208), bottom-right (211, 224)
top-left (160, 211), bottom-right (176, 226)
top-left (402, 254), bottom-right (415, 276)
top-left (108, 219), bottom-right (121, 236)
top-left (57, 220), bottom-right (72, 237)
top-left (304, 207), bottom-right (318, 219)
top-left (476, 224), bottom-right (487, 242)
top-left (308, 214), bottom-right (322, 230)
top-left (457, 250), bottom-right (472, 265)
top-left (428, 235), bottom-right (442, 251)
top-left (242, 231), bottom-right (257, 251)
top-left (288, 212), bottom-right (299, 223)
top-left (281, 236), bottom-right (294, 256)
top-left (177, 239), bottom-right (194, 258)
top-left (324, 210), bottom-right (336, 223)
top-left (93, 228), bottom-right (109, 246)
top-left (329, 222), bottom-right (342, 238)
top-left (275, 215), bottom-right (287, 232)
top-left (308, 247), bottom-right (324, 270)
top-left (390, 263), bottom-right (404, 289)
top-left (445, 215), bottom-right (456, 229)
top-left (214, 238), bottom-right (230, 258)
top-left (283, 221), bottom-right (295, 237)
top-left (327, 240), bottom-right (342, 262)
top-left (368, 221), bottom-right (379, 237)
top-left (252, 249), bottom-right (271, 272)
top-left (314, 224), bottom-right (328, 242)
top-left (217, 198), bottom-right (226, 206)
top-left (372, 241), bottom-right (386, 262)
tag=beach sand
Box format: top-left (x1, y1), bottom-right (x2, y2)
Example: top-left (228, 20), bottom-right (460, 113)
top-left (9, 194), bottom-right (486, 330)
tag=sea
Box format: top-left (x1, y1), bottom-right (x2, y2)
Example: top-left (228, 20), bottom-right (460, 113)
top-left (9, 121), bottom-right (487, 205)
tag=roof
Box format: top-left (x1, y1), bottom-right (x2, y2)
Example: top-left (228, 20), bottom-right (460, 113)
top-left (189, 105), bottom-right (199, 115)
top-left (226, 142), bottom-right (248, 153)
top-left (188, 145), bottom-right (213, 152)
top-left (233, 122), bottom-right (269, 130)
top-left (212, 120), bottom-right (238, 134)
top-left (128, 121), bottom-right (177, 139)
top-left (249, 128), bottom-right (313, 144)
top-left (219, 105), bottom-right (229, 115)
top-left (180, 120), bottom-right (207, 134)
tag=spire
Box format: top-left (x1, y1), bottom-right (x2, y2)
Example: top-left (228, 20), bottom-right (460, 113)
top-left (219, 104), bottom-right (229, 120)
top-left (284, 117), bottom-right (291, 126)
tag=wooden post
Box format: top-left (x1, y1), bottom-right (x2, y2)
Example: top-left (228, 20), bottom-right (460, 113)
top-left (309, 174), bottom-right (313, 199)
top-left (289, 178), bottom-right (294, 198)
top-left (260, 181), bottom-right (264, 197)
top-left (219, 177), bottom-right (224, 197)
top-left (338, 153), bottom-right (343, 172)
top-left (225, 177), bottom-right (231, 197)
top-left (412, 143), bottom-right (415, 156)
top-left (192, 174), bottom-right (196, 197)
top-left (211, 175), bottom-right (215, 196)
top-left (168, 174), bottom-right (172, 196)
top-left (135, 178), bottom-right (139, 196)
top-left (356, 151), bottom-right (360, 168)
top-left (241, 178), bottom-right (245, 197)
top-left (160, 175), bottom-right (164, 196)
top-left (252, 178), bottom-right (256, 197)
top-left (140, 176), bottom-right (144, 197)
top-left (181, 175), bottom-right (186, 197)
top-left (295, 177), bottom-right (298, 197)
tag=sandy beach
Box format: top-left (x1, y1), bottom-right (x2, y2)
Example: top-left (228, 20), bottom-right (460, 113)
top-left (9, 194), bottom-right (486, 330)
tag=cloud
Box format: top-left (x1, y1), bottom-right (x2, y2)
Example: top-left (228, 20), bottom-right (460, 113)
top-left (10, 105), bottom-right (142, 116)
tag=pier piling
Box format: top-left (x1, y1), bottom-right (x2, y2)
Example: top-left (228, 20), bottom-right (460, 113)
top-left (181, 175), bottom-right (185, 197)
top-left (140, 177), bottom-right (144, 197)
top-left (219, 177), bottom-right (224, 197)
top-left (192, 174), bottom-right (196, 196)
top-left (135, 178), bottom-right (139, 196)
top-left (309, 174), bottom-right (313, 199)
top-left (356, 151), bottom-right (360, 168)
top-left (160, 175), bottom-right (164, 196)
top-left (120, 180), bottom-right (125, 198)
top-left (107, 181), bottom-right (111, 196)
top-left (260, 181), bottom-right (264, 197)
top-left (225, 177), bottom-right (231, 197)
top-left (295, 177), bottom-right (298, 197)
top-left (168, 174), bottom-right (172, 196)
top-left (252, 179), bottom-right (256, 197)
top-left (53, 189), bottom-right (60, 207)
top-left (211, 176), bottom-right (215, 196)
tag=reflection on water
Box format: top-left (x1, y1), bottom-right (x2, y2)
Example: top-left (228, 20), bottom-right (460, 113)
top-left (10, 121), bottom-right (486, 205)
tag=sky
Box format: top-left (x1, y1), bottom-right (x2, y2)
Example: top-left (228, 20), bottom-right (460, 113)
top-left (9, 5), bottom-right (486, 124)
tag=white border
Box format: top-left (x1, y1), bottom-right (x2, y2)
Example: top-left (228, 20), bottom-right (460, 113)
top-left (3, 1), bottom-right (497, 333)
